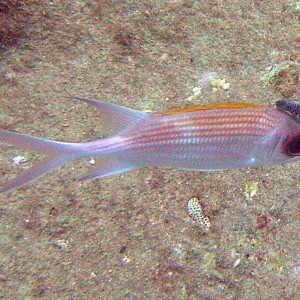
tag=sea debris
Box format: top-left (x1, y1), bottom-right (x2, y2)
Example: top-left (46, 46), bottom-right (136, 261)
top-left (292, 1), bottom-right (300, 15)
top-left (210, 77), bottom-right (231, 91)
top-left (52, 239), bottom-right (68, 251)
top-left (197, 71), bottom-right (217, 86)
top-left (233, 257), bottom-right (241, 268)
top-left (89, 272), bottom-right (97, 279)
top-left (187, 197), bottom-right (211, 233)
top-left (120, 255), bottom-right (131, 265)
top-left (256, 214), bottom-right (270, 229)
top-left (89, 158), bottom-right (96, 165)
top-left (261, 62), bottom-right (300, 98)
top-left (197, 71), bottom-right (230, 91)
top-left (185, 72), bottom-right (231, 102)
top-left (11, 155), bottom-right (25, 165)
top-left (244, 181), bottom-right (259, 202)
top-left (185, 83), bottom-right (203, 102)
top-left (260, 62), bottom-right (290, 83)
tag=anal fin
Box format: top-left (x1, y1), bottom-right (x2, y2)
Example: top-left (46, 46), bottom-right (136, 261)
top-left (80, 157), bottom-right (137, 181)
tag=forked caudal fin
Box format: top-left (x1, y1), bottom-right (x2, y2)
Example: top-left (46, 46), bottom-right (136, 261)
top-left (0, 97), bottom-right (148, 193)
top-left (0, 130), bottom-right (80, 193)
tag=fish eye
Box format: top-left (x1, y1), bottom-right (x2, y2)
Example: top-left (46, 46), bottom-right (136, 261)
top-left (287, 137), bottom-right (300, 156)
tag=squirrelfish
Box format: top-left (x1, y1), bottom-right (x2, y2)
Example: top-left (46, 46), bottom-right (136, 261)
top-left (1, 98), bottom-right (300, 193)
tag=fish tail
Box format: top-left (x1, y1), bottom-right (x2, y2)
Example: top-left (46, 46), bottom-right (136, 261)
top-left (0, 130), bottom-right (82, 193)
top-left (1, 97), bottom-right (149, 193)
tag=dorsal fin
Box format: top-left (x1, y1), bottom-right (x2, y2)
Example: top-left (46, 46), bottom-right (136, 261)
top-left (69, 96), bottom-right (148, 136)
top-left (160, 102), bottom-right (262, 115)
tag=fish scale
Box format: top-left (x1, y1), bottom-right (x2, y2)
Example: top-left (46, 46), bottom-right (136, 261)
top-left (124, 109), bottom-right (275, 152)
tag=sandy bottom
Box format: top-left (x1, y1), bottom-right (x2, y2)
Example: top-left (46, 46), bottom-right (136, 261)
top-left (0, 1), bottom-right (299, 299)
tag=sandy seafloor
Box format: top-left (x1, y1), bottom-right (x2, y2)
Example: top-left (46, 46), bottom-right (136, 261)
top-left (0, 1), bottom-right (299, 299)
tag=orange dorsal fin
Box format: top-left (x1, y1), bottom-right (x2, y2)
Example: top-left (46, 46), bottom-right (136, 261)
top-left (160, 102), bottom-right (263, 115)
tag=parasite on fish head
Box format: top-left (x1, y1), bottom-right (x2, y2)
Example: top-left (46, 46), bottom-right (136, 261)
top-left (276, 100), bottom-right (300, 123)
top-left (276, 100), bottom-right (300, 156)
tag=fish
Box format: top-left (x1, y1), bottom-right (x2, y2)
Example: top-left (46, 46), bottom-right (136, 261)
top-left (0, 97), bottom-right (300, 194)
